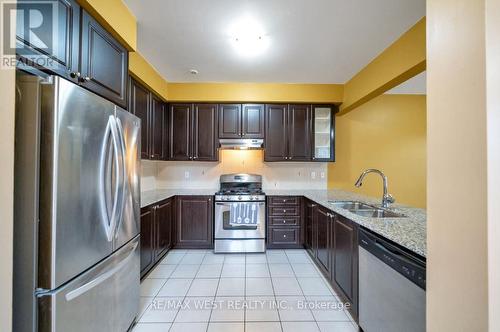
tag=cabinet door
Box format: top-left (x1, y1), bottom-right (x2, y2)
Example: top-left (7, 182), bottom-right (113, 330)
top-left (242, 104), bottom-right (265, 138)
top-left (128, 78), bottom-right (150, 159)
top-left (305, 200), bottom-right (317, 255)
top-left (316, 206), bottom-right (331, 275)
top-left (80, 10), bottom-right (128, 108)
top-left (169, 104), bottom-right (192, 160)
top-left (288, 104), bottom-right (312, 161)
top-left (218, 104), bottom-right (242, 138)
top-left (155, 199), bottom-right (173, 260)
top-left (333, 215), bottom-right (358, 309)
top-left (150, 95), bottom-right (165, 160)
top-left (312, 105), bottom-right (336, 161)
top-left (193, 104), bottom-right (218, 161)
top-left (176, 196), bottom-right (213, 248)
top-left (264, 104), bottom-right (288, 161)
top-left (140, 207), bottom-right (154, 277)
top-left (15, 0), bottom-right (81, 82)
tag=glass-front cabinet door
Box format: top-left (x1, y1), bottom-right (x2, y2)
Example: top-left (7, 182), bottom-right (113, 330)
top-left (312, 105), bottom-right (335, 161)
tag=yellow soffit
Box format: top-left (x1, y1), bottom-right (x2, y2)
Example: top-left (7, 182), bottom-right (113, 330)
top-left (77, 0), bottom-right (137, 51)
top-left (339, 17), bottom-right (426, 115)
top-left (129, 52), bottom-right (169, 101)
top-left (165, 82), bottom-right (344, 103)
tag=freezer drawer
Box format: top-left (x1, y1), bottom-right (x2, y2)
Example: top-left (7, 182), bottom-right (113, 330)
top-left (37, 236), bottom-right (140, 332)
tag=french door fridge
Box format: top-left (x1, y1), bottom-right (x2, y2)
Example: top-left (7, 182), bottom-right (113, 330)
top-left (14, 71), bottom-right (141, 332)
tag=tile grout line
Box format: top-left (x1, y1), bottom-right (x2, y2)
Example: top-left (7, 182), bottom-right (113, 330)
top-left (266, 256), bottom-right (284, 332)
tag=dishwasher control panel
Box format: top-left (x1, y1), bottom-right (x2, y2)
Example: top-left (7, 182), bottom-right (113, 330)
top-left (359, 228), bottom-right (426, 290)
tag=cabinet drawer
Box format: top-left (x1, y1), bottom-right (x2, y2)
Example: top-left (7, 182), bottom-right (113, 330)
top-left (268, 196), bottom-right (300, 206)
top-left (269, 206), bottom-right (300, 216)
top-left (269, 228), bottom-right (300, 245)
top-left (269, 216), bottom-right (300, 226)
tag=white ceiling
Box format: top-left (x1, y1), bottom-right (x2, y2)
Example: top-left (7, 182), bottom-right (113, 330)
top-left (385, 71), bottom-right (426, 94)
top-left (124, 0), bottom-right (425, 83)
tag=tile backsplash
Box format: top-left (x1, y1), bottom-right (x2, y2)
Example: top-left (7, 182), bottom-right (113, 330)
top-left (141, 150), bottom-right (328, 192)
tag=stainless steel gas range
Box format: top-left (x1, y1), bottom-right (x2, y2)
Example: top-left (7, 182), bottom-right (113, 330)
top-left (214, 174), bottom-right (266, 253)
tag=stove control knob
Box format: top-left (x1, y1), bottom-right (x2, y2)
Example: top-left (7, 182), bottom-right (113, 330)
top-left (238, 196), bottom-right (242, 200)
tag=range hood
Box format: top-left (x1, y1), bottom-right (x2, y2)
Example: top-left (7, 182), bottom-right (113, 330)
top-left (219, 138), bottom-right (264, 150)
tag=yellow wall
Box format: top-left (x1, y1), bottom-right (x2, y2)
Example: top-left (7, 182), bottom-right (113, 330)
top-left (329, 94), bottom-right (426, 208)
top-left (129, 52), bottom-right (169, 101)
top-left (166, 82), bottom-right (343, 103)
top-left (340, 18), bottom-right (426, 115)
top-left (77, 0), bottom-right (137, 50)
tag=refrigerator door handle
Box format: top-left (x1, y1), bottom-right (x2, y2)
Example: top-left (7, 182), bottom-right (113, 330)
top-left (64, 241), bottom-right (138, 301)
top-left (99, 115), bottom-right (122, 242)
top-left (113, 116), bottom-right (127, 239)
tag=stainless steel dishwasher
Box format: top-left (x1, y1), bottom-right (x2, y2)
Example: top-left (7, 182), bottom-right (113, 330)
top-left (358, 228), bottom-right (426, 332)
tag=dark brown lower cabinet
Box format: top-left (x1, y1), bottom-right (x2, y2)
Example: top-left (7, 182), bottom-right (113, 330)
top-left (332, 215), bottom-right (359, 318)
top-left (304, 199), bottom-right (317, 256)
top-left (140, 207), bottom-right (155, 277)
top-left (266, 196), bottom-right (303, 249)
top-left (315, 206), bottom-right (332, 274)
top-left (176, 196), bottom-right (214, 248)
top-left (140, 197), bottom-right (174, 279)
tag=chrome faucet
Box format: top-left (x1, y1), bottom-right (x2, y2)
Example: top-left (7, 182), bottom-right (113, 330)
top-left (354, 169), bottom-right (395, 208)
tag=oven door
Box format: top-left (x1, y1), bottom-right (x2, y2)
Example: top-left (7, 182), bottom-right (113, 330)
top-left (215, 201), bottom-right (266, 239)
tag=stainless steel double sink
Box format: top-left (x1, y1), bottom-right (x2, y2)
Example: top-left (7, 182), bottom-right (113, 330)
top-left (329, 201), bottom-right (406, 218)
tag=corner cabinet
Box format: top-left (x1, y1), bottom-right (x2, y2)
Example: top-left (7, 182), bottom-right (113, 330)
top-left (169, 104), bottom-right (219, 161)
top-left (219, 104), bottom-right (265, 139)
top-left (176, 196), bottom-right (214, 248)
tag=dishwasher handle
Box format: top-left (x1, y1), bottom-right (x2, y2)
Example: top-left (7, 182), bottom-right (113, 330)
top-left (359, 228), bottom-right (426, 290)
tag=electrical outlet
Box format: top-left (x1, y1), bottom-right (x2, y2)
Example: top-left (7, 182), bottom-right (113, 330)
top-left (320, 172), bottom-right (325, 179)
top-left (184, 171), bottom-right (190, 179)
top-left (311, 171), bottom-right (316, 179)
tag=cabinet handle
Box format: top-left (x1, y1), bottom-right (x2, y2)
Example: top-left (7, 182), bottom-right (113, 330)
top-left (242, 133), bottom-right (245, 136)
top-left (283, 209), bottom-right (286, 213)
top-left (283, 235), bottom-right (287, 238)
top-left (283, 220), bottom-right (286, 223)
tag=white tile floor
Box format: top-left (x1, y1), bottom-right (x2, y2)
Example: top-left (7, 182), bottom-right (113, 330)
top-left (134, 249), bottom-right (359, 332)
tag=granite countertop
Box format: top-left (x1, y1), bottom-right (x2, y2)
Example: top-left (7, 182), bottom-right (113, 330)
top-left (266, 189), bottom-right (426, 257)
top-left (141, 188), bottom-right (427, 257)
top-left (141, 189), bottom-right (217, 208)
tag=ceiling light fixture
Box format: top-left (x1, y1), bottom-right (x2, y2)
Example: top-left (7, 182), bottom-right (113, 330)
top-left (228, 17), bottom-right (270, 58)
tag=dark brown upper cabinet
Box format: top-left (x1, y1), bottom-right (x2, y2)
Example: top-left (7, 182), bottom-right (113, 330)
top-left (264, 104), bottom-right (288, 161)
top-left (169, 104), bottom-right (218, 161)
top-left (219, 104), bottom-right (264, 139)
top-left (193, 104), bottom-right (219, 161)
top-left (169, 104), bottom-right (192, 161)
top-left (80, 11), bottom-right (128, 108)
top-left (150, 95), bottom-right (167, 160)
top-left (176, 196), bottom-right (214, 248)
top-left (16, 0), bottom-right (81, 83)
top-left (288, 104), bottom-right (312, 161)
top-left (312, 105), bottom-right (336, 161)
top-left (129, 77), bottom-right (167, 160)
top-left (242, 104), bottom-right (265, 138)
top-left (129, 78), bottom-right (150, 159)
top-left (265, 104), bottom-right (335, 162)
top-left (15, 4), bottom-right (128, 108)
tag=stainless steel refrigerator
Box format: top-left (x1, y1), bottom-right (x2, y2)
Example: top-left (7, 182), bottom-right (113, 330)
top-left (14, 71), bottom-right (141, 332)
